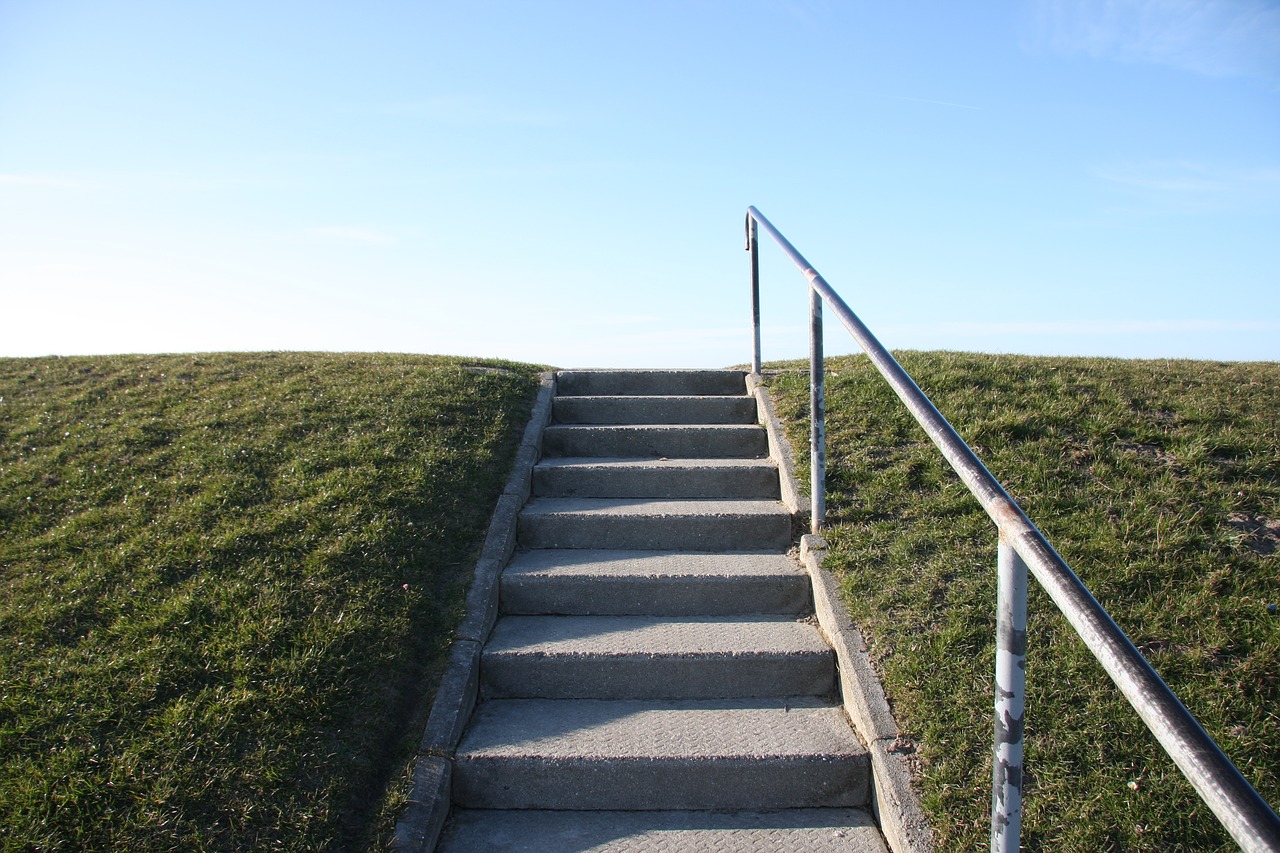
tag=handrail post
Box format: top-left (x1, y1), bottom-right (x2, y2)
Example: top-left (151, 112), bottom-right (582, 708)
top-left (991, 533), bottom-right (1028, 853)
top-left (748, 214), bottom-right (761, 375)
top-left (809, 283), bottom-right (825, 532)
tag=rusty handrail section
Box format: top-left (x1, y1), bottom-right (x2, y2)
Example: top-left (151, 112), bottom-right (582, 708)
top-left (744, 205), bottom-right (1280, 852)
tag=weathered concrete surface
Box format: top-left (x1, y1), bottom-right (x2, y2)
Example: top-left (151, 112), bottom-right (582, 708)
top-left (534, 457), bottom-right (779, 499)
top-left (401, 368), bottom-right (916, 852)
top-left (438, 808), bottom-right (888, 852)
top-left (518, 497), bottom-right (792, 550)
top-left (500, 549), bottom-right (811, 616)
top-left (393, 756), bottom-right (451, 853)
top-left (452, 697), bottom-right (870, 810)
top-left (481, 614), bottom-right (833, 699)
top-left (553, 394), bottom-right (758, 424)
top-left (543, 423), bottom-right (768, 459)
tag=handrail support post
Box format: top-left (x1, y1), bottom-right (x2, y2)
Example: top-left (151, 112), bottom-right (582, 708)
top-left (748, 216), bottom-right (762, 375)
top-left (809, 283), bottom-right (825, 533)
top-left (991, 534), bottom-right (1028, 853)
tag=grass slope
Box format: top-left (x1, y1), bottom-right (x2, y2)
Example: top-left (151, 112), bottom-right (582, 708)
top-left (0, 353), bottom-right (543, 852)
top-left (766, 352), bottom-right (1279, 851)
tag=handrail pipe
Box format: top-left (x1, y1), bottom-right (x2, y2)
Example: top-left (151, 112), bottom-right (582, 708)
top-left (744, 204), bottom-right (1280, 853)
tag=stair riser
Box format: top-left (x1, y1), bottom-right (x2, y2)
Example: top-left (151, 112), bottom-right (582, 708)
top-left (542, 426), bottom-right (767, 459)
top-left (553, 396), bottom-right (757, 425)
top-left (481, 653), bottom-right (834, 699)
top-left (556, 370), bottom-right (746, 397)
top-left (533, 465), bottom-right (778, 499)
top-left (500, 576), bottom-right (812, 616)
top-left (452, 756), bottom-right (870, 810)
top-left (518, 513), bottom-right (792, 551)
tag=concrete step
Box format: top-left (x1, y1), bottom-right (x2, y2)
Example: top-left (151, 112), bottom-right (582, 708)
top-left (452, 697), bottom-right (870, 810)
top-left (557, 369), bottom-right (746, 397)
top-left (553, 394), bottom-right (758, 425)
top-left (438, 808), bottom-right (888, 852)
top-left (542, 424), bottom-right (767, 459)
top-left (481, 615), bottom-right (834, 699)
top-left (533, 457), bottom-right (779, 499)
top-left (500, 550), bottom-right (812, 616)
top-left (518, 498), bottom-right (792, 551)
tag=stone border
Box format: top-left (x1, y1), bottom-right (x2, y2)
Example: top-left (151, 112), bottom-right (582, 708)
top-left (750, 372), bottom-right (933, 853)
top-left (392, 371), bottom-right (556, 852)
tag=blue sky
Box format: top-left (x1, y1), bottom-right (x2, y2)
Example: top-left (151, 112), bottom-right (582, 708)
top-left (2, 1), bottom-right (1277, 367)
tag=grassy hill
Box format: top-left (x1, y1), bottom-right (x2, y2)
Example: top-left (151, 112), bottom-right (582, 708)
top-left (765, 353), bottom-right (1279, 851)
top-left (3, 351), bottom-right (1276, 850)
top-left (0, 353), bottom-right (544, 851)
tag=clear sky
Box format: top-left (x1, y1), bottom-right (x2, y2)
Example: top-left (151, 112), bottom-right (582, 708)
top-left (2, 1), bottom-right (1278, 367)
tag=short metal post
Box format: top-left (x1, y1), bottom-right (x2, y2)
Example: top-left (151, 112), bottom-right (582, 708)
top-left (809, 284), bottom-right (825, 532)
top-left (748, 215), bottom-right (762, 375)
top-left (991, 534), bottom-right (1028, 853)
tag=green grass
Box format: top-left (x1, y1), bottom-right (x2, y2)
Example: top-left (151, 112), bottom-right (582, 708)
top-left (0, 353), bottom-right (544, 852)
top-left (765, 352), bottom-right (1279, 851)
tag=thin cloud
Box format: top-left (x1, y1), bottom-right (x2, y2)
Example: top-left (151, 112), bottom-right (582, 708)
top-left (307, 226), bottom-right (397, 245)
top-left (0, 173), bottom-right (84, 189)
top-left (1027, 0), bottom-right (1280, 82)
top-left (1092, 161), bottom-right (1280, 214)
top-left (889, 319), bottom-right (1280, 336)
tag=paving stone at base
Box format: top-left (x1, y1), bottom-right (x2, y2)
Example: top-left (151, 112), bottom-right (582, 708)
top-left (438, 808), bottom-right (888, 853)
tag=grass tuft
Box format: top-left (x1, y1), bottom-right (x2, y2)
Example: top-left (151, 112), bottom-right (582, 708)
top-left (766, 352), bottom-right (1279, 851)
top-left (0, 353), bottom-right (544, 851)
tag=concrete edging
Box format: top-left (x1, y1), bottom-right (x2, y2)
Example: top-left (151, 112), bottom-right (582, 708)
top-left (750, 372), bottom-right (933, 853)
top-left (746, 373), bottom-right (807, 522)
top-left (392, 370), bottom-right (556, 853)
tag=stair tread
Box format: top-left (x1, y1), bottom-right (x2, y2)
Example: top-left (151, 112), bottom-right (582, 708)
top-left (456, 697), bottom-right (864, 760)
top-left (536, 456), bottom-right (776, 469)
top-left (439, 808), bottom-right (888, 853)
top-left (552, 394), bottom-right (758, 426)
top-left (555, 369), bottom-right (747, 397)
top-left (522, 497), bottom-right (788, 516)
top-left (504, 549), bottom-right (805, 579)
top-left (485, 614), bottom-right (830, 658)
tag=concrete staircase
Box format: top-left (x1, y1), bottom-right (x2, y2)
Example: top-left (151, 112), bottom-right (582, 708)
top-left (436, 370), bottom-right (887, 851)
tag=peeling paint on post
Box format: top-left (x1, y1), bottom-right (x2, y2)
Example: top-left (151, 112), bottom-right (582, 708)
top-left (992, 534), bottom-right (1028, 853)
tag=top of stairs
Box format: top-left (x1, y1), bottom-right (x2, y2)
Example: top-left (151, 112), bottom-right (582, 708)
top-left (556, 369), bottom-right (748, 397)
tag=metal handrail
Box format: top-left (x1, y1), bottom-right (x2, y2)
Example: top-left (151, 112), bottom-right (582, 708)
top-left (745, 205), bottom-right (1280, 852)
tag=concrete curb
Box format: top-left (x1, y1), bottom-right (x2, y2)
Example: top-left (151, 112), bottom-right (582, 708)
top-left (801, 536), bottom-right (933, 853)
top-left (750, 372), bottom-right (933, 853)
top-left (747, 373), bottom-right (807, 523)
top-left (392, 371), bottom-right (556, 853)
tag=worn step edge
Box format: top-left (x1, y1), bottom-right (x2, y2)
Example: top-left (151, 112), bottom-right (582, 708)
top-left (556, 369), bottom-right (747, 397)
top-left (482, 615), bottom-right (833, 699)
top-left (543, 424), bottom-right (768, 459)
top-left (553, 394), bottom-right (758, 424)
top-left (453, 697), bottom-right (869, 810)
top-left (533, 457), bottom-right (780, 499)
top-left (501, 549), bottom-right (812, 616)
top-left (518, 498), bottom-right (792, 550)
